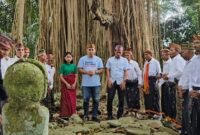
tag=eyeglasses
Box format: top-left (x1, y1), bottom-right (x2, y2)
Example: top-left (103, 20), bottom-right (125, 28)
top-left (17, 48), bottom-right (24, 51)
top-left (88, 48), bottom-right (94, 51)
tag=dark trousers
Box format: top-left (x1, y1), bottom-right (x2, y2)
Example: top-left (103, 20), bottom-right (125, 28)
top-left (191, 98), bottom-right (200, 135)
top-left (181, 90), bottom-right (191, 135)
top-left (0, 126), bottom-right (2, 135)
top-left (161, 81), bottom-right (176, 118)
top-left (107, 81), bottom-right (125, 118)
top-left (42, 88), bottom-right (54, 120)
top-left (125, 80), bottom-right (140, 109)
top-left (144, 77), bottom-right (160, 112)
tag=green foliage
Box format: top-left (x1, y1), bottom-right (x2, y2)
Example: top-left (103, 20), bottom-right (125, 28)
top-left (23, 0), bottom-right (39, 58)
top-left (181, 0), bottom-right (200, 33)
top-left (0, 0), bottom-right (15, 33)
top-left (160, 0), bottom-right (200, 44)
top-left (0, 0), bottom-right (39, 57)
top-left (161, 16), bottom-right (197, 44)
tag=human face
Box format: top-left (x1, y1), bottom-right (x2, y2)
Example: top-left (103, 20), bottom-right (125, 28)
top-left (115, 48), bottom-right (123, 58)
top-left (38, 53), bottom-right (47, 62)
top-left (0, 44), bottom-right (10, 57)
top-left (87, 48), bottom-right (96, 57)
top-left (124, 53), bottom-right (131, 61)
top-left (16, 47), bottom-right (24, 58)
top-left (181, 50), bottom-right (190, 60)
top-left (144, 53), bottom-right (152, 61)
top-left (47, 54), bottom-right (54, 66)
top-left (64, 54), bottom-right (73, 64)
top-left (0, 46), bottom-right (10, 57)
top-left (24, 50), bottom-right (30, 58)
top-left (169, 47), bottom-right (177, 58)
top-left (161, 52), bottom-right (169, 61)
top-left (192, 39), bottom-right (200, 52)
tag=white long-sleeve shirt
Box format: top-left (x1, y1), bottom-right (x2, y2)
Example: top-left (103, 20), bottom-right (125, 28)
top-left (49, 65), bottom-right (55, 89)
top-left (167, 54), bottom-right (186, 82)
top-left (1, 57), bottom-right (13, 79)
top-left (143, 58), bottom-right (161, 77)
top-left (45, 64), bottom-right (53, 89)
top-left (179, 55), bottom-right (196, 90)
top-left (163, 58), bottom-right (171, 74)
top-left (189, 55), bottom-right (200, 92)
top-left (10, 56), bottom-right (20, 65)
top-left (127, 60), bottom-right (142, 85)
top-left (159, 58), bottom-right (171, 86)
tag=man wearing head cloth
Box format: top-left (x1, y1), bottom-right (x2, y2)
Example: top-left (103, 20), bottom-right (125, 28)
top-left (162, 43), bottom-right (185, 119)
top-left (38, 49), bottom-right (54, 119)
top-left (187, 36), bottom-right (200, 135)
top-left (123, 48), bottom-right (142, 111)
top-left (46, 53), bottom-right (55, 107)
top-left (106, 44), bottom-right (129, 119)
top-left (10, 42), bottom-right (25, 65)
top-left (0, 34), bottom-right (13, 135)
top-left (159, 48), bottom-right (174, 119)
top-left (177, 47), bottom-right (196, 135)
top-left (142, 49), bottom-right (161, 118)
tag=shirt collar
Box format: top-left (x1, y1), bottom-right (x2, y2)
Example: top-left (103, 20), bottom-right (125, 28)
top-left (172, 54), bottom-right (180, 60)
top-left (163, 58), bottom-right (171, 64)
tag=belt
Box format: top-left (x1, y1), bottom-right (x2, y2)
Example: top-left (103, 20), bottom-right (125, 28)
top-left (126, 79), bottom-right (138, 83)
top-left (148, 76), bottom-right (157, 80)
top-left (193, 86), bottom-right (200, 91)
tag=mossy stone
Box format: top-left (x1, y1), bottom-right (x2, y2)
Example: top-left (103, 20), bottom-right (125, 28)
top-left (2, 59), bottom-right (49, 135)
top-left (4, 59), bottom-right (48, 103)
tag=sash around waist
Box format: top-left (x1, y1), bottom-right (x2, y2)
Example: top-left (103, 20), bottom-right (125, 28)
top-left (193, 86), bottom-right (200, 91)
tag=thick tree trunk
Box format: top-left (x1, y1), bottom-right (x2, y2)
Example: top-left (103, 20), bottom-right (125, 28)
top-left (11, 0), bottom-right (25, 43)
top-left (38, 0), bottom-right (161, 92)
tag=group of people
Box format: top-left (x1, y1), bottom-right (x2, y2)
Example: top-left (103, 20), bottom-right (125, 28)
top-left (59, 40), bottom-right (200, 135)
top-left (1, 33), bottom-right (200, 135)
top-left (0, 34), bottom-right (55, 135)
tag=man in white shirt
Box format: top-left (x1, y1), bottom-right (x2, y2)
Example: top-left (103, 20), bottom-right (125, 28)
top-left (178, 48), bottom-right (195, 135)
top-left (38, 49), bottom-right (53, 119)
top-left (163, 43), bottom-right (185, 119)
top-left (124, 49), bottom-right (142, 111)
top-left (143, 50), bottom-right (161, 115)
top-left (11, 43), bottom-right (24, 64)
top-left (188, 36), bottom-right (200, 135)
top-left (106, 44), bottom-right (129, 119)
top-left (160, 49), bottom-right (174, 118)
top-left (47, 53), bottom-right (55, 107)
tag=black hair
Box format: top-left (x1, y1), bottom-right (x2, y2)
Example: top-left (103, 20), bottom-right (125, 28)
top-left (64, 52), bottom-right (73, 64)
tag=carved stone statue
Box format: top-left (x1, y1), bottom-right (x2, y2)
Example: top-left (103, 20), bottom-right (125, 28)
top-left (2, 59), bottom-right (49, 135)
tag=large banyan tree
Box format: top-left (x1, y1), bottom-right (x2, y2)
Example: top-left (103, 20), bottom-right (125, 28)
top-left (38, 0), bottom-right (161, 65)
top-left (12, 0), bottom-right (161, 90)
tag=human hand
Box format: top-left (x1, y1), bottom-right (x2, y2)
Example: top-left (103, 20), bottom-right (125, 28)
top-left (190, 90), bottom-right (200, 98)
top-left (107, 79), bottom-right (113, 89)
top-left (138, 84), bottom-right (143, 90)
top-left (178, 89), bottom-right (183, 98)
top-left (120, 80), bottom-right (126, 90)
top-left (71, 83), bottom-right (76, 89)
top-left (162, 74), bottom-right (168, 80)
top-left (65, 83), bottom-right (71, 89)
top-left (88, 70), bottom-right (95, 76)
